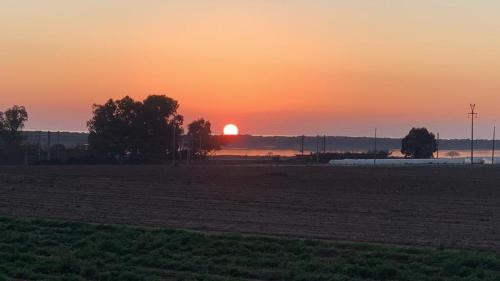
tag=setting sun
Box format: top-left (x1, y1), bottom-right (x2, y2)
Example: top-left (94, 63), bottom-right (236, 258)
top-left (223, 124), bottom-right (239, 135)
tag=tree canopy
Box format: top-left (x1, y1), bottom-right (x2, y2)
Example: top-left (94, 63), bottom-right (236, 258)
top-left (0, 105), bottom-right (29, 164)
top-left (186, 119), bottom-right (223, 158)
top-left (87, 95), bottom-right (183, 161)
top-left (401, 128), bottom-right (437, 159)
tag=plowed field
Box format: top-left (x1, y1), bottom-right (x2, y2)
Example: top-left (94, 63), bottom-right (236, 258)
top-left (0, 165), bottom-right (499, 251)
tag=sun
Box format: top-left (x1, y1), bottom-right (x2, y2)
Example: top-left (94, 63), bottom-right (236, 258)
top-left (223, 124), bottom-right (239, 135)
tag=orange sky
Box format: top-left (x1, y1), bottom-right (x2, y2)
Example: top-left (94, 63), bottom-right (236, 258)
top-left (1, 1), bottom-right (500, 138)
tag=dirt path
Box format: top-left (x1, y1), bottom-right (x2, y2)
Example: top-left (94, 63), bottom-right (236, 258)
top-left (0, 165), bottom-right (499, 251)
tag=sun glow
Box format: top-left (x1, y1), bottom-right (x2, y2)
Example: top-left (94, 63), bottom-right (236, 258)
top-left (223, 124), bottom-right (239, 135)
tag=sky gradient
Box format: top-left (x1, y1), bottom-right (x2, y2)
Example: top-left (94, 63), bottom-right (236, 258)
top-left (1, 0), bottom-right (500, 138)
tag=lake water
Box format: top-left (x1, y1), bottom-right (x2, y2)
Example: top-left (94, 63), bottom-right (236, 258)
top-left (215, 148), bottom-right (496, 158)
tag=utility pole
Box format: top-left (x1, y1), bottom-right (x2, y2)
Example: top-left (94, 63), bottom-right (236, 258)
top-left (436, 132), bottom-right (440, 159)
top-left (47, 131), bottom-right (51, 161)
top-left (323, 135), bottom-right (326, 154)
top-left (468, 104), bottom-right (478, 165)
top-left (37, 131), bottom-right (42, 162)
top-left (316, 135), bottom-right (320, 163)
top-left (198, 131), bottom-right (202, 155)
top-left (492, 126), bottom-right (496, 165)
top-left (300, 135), bottom-right (305, 157)
top-left (172, 121), bottom-right (176, 166)
top-left (191, 136), bottom-right (195, 162)
top-left (57, 131), bottom-right (61, 161)
top-left (191, 136), bottom-right (195, 164)
top-left (374, 128), bottom-right (377, 165)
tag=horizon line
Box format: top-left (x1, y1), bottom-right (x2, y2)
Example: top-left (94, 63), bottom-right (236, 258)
top-left (21, 130), bottom-right (497, 141)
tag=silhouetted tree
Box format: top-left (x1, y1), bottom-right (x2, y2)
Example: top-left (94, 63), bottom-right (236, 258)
top-left (401, 128), bottom-right (437, 159)
top-left (186, 119), bottom-right (221, 158)
top-left (141, 95), bottom-right (183, 159)
top-left (0, 105), bottom-right (29, 164)
top-left (87, 95), bottom-right (183, 162)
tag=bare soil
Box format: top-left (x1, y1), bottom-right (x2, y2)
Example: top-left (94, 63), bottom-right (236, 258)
top-left (0, 165), bottom-right (499, 251)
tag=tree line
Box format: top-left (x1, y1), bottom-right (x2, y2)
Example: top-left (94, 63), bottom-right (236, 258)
top-left (0, 95), bottom-right (225, 164)
top-left (0, 94), bottom-right (438, 165)
top-left (87, 95), bottom-right (224, 163)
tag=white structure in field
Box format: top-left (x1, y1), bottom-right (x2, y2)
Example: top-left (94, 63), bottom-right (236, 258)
top-left (328, 158), bottom-right (492, 166)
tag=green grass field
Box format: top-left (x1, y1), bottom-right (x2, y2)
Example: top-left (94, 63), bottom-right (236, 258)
top-left (0, 217), bottom-right (499, 281)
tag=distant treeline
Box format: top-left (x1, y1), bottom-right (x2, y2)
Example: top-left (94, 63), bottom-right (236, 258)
top-left (1, 95), bottom-right (223, 165)
top-left (22, 132), bottom-right (496, 152)
top-left (211, 135), bottom-right (495, 152)
top-left (295, 151), bottom-right (391, 164)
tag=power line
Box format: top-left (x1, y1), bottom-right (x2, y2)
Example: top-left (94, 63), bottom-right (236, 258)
top-left (468, 104), bottom-right (478, 165)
